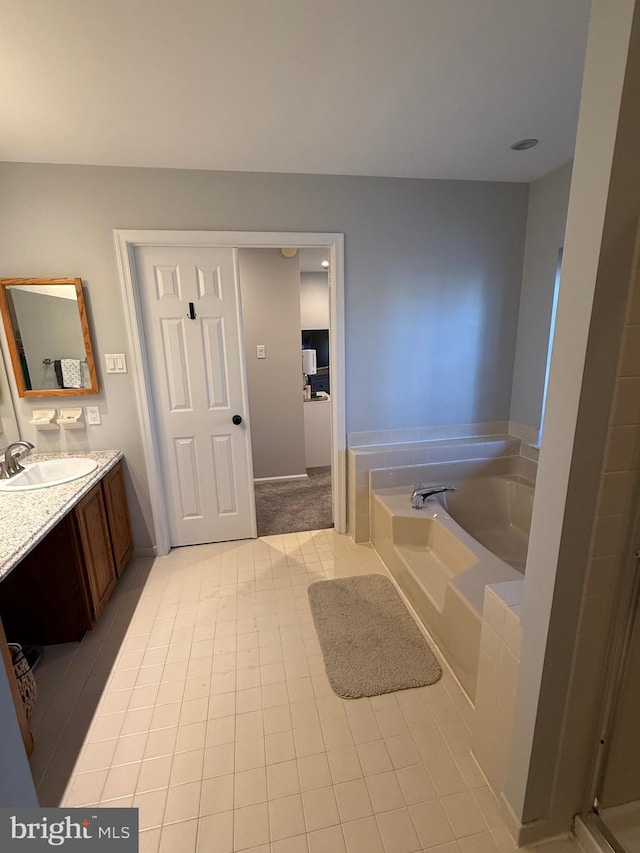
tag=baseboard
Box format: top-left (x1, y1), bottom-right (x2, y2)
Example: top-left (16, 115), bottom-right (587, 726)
top-left (254, 474), bottom-right (308, 483)
top-left (500, 792), bottom-right (575, 847)
top-left (132, 546), bottom-right (158, 559)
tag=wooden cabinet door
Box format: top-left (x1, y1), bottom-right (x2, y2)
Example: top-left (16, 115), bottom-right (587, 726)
top-left (102, 461), bottom-right (133, 576)
top-left (74, 483), bottom-right (117, 619)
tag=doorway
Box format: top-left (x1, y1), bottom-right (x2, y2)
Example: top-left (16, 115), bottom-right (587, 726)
top-left (241, 247), bottom-right (333, 536)
top-left (114, 229), bottom-right (345, 556)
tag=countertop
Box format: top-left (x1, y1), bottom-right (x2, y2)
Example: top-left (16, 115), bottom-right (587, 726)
top-left (0, 450), bottom-right (123, 581)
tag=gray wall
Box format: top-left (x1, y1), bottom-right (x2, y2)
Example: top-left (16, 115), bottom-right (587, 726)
top-left (238, 249), bottom-right (306, 479)
top-left (0, 162), bottom-right (528, 548)
top-left (510, 162), bottom-right (573, 432)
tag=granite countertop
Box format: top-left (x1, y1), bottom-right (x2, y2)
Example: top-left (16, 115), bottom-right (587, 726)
top-left (0, 450), bottom-right (123, 581)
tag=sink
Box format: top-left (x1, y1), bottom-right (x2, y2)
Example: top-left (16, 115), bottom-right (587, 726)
top-left (0, 457), bottom-right (99, 491)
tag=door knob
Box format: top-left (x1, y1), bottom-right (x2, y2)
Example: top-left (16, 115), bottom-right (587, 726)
top-left (232, 415), bottom-right (243, 425)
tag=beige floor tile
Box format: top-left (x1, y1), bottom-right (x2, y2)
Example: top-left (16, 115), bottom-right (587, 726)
top-left (458, 832), bottom-right (503, 853)
top-left (102, 762), bottom-right (142, 801)
top-left (112, 733), bottom-right (148, 766)
top-left (396, 764), bottom-right (438, 805)
top-left (159, 817), bottom-right (198, 852)
top-left (271, 835), bottom-right (309, 853)
top-left (266, 730), bottom-right (296, 764)
top-left (139, 827), bottom-right (161, 853)
top-left (376, 807), bottom-right (422, 853)
top-left (267, 760), bottom-right (301, 799)
top-left (31, 534), bottom-right (520, 853)
top-left (263, 704), bottom-right (293, 734)
top-left (269, 793), bottom-right (307, 840)
top-left (427, 755), bottom-right (468, 797)
top-left (170, 748), bottom-right (204, 786)
top-left (334, 778), bottom-right (373, 822)
top-left (63, 770), bottom-right (108, 806)
top-left (409, 800), bottom-right (456, 849)
top-left (297, 754), bottom-right (332, 791)
top-left (441, 791), bottom-right (488, 838)
top-left (236, 710), bottom-right (265, 741)
top-left (308, 824), bottom-right (347, 853)
top-left (144, 727), bottom-right (178, 760)
top-left (137, 756), bottom-right (173, 793)
top-left (302, 785), bottom-right (341, 832)
top-left (234, 802), bottom-right (270, 850)
top-left (75, 739), bottom-right (117, 773)
top-left (206, 716), bottom-right (236, 746)
top-left (385, 734), bottom-right (422, 769)
top-left (236, 736), bottom-right (266, 771)
top-left (234, 767), bottom-right (268, 808)
top-left (356, 740), bottom-right (393, 776)
top-left (327, 746), bottom-right (362, 784)
top-left (366, 770), bottom-right (406, 814)
top-left (342, 816), bottom-right (385, 853)
top-left (175, 721), bottom-right (208, 754)
top-left (133, 788), bottom-right (169, 831)
top-left (200, 774), bottom-right (234, 816)
top-left (322, 718), bottom-right (354, 750)
top-left (164, 780), bottom-right (202, 823)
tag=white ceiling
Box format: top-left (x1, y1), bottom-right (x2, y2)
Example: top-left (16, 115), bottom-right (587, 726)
top-left (0, 1), bottom-right (590, 182)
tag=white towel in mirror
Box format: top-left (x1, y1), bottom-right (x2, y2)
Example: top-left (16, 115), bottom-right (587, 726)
top-left (60, 358), bottom-right (82, 389)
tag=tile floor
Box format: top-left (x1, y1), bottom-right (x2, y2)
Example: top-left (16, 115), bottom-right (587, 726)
top-left (27, 530), bottom-right (580, 853)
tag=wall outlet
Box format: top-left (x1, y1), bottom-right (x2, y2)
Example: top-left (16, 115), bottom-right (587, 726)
top-left (86, 406), bottom-right (101, 425)
top-left (256, 345), bottom-right (266, 359)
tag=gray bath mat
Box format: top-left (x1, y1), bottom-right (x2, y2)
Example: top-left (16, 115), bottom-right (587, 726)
top-left (308, 574), bottom-right (442, 699)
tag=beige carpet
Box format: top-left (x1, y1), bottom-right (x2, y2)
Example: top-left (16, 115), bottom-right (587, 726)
top-left (308, 574), bottom-right (442, 699)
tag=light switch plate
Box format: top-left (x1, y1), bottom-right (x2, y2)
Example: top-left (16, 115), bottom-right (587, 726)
top-left (256, 345), bottom-right (266, 359)
top-left (105, 353), bottom-right (127, 373)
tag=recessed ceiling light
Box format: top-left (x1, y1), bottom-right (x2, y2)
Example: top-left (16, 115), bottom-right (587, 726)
top-left (511, 138), bottom-right (539, 151)
top-left (321, 259), bottom-right (330, 269)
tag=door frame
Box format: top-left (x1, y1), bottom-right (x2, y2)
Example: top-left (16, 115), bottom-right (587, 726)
top-left (114, 229), bottom-right (346, 556)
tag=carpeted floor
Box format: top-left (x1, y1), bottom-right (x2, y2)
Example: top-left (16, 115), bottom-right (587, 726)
top-left (308, 574), bottom-right (442, 698)
top-left (255, 466), bottom-right (333, 536)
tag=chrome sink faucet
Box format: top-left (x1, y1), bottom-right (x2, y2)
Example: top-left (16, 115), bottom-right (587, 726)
top-left (410, 485), bottom-right (456, 509)
top-left (1, 441), bottom-right (35, 479)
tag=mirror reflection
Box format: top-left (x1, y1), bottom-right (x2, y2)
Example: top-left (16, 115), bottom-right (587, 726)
top-left (0, 278), bottom-right (99, 397)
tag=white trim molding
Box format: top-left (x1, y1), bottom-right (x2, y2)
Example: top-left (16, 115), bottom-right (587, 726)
top-left (114, 230), bottom-right (346, 555)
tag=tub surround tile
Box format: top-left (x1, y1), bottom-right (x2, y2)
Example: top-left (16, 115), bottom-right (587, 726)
top-left (472, 587), bottom-right (522, 799)
top-left (0, 449), bottom-right (123, 579)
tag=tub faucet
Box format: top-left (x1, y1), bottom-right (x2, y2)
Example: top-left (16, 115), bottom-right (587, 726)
top-left (410, 485), bottom-right (456, 509)
top-left (1, 441), bottom-right (35, 478)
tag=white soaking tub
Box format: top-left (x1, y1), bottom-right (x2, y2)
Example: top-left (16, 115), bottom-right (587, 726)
top-left (370, 469), bottom-right (534, 700)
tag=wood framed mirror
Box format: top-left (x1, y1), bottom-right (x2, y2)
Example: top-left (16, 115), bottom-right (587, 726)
top-left (0, 277), bottom-right (99, 397)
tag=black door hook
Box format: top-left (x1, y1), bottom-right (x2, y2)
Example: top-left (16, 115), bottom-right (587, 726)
top-left (187, 302), bottom-right (197, 320)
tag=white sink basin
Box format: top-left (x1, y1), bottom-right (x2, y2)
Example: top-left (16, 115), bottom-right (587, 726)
top-left (0, 457), bottom-right (99, 491)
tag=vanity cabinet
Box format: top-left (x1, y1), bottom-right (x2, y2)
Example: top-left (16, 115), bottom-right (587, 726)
top-left (74, 482), bottom-right (117, 620)
top-left (102, 462), bottom-right (133, 576)
top-left (0, 460), bottom-right (133, 644)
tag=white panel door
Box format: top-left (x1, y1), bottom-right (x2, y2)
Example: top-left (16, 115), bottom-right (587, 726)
top-left (134, 245), bottom-right (256, 546)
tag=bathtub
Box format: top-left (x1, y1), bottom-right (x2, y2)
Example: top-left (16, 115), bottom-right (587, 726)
top-left (370, 468), bottom-right (534, 700)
